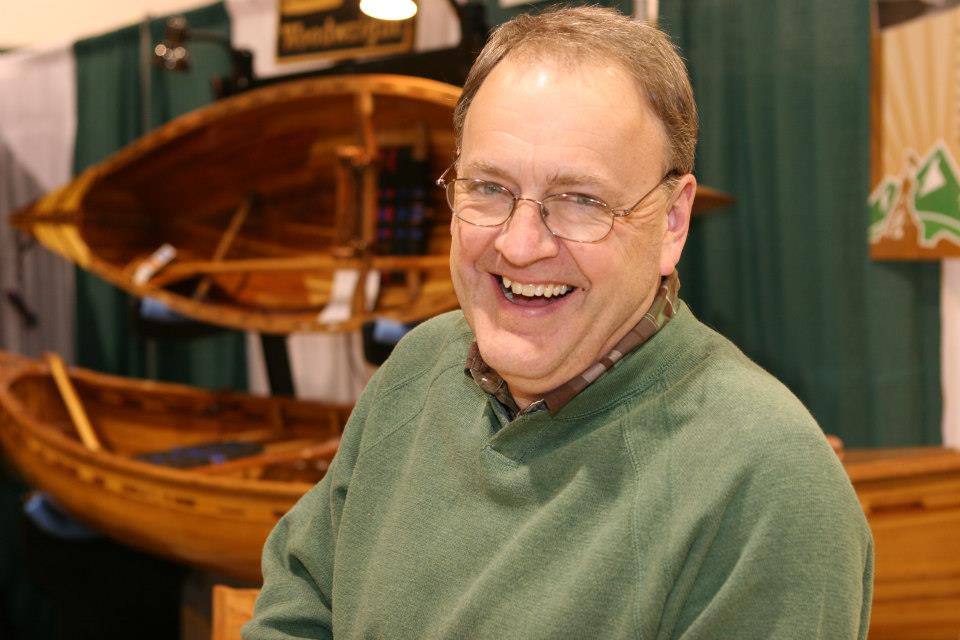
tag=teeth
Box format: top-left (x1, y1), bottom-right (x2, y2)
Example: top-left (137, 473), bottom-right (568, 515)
top-left (500, 276), bottom-right (572, 299)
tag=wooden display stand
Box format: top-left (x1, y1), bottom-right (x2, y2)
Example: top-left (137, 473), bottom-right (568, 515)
top-left (845, 447), bottom-right (960, 639)
top-left (211, 585), bottom-right (260, 640)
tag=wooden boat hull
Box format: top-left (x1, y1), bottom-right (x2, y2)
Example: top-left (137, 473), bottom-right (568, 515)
top-left (10, 74), bottom-right (734, 335)
top-left (12, 75), bottom-right (462, 334)
top-left (0, 351), bottom-right (350, 582)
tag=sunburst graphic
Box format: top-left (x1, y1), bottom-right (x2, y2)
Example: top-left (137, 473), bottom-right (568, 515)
top-left (871, 5), bottom-right (960, 257)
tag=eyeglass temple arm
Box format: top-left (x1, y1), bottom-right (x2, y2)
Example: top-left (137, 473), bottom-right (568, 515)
top-left (436, 162), bottom-right (457, 186)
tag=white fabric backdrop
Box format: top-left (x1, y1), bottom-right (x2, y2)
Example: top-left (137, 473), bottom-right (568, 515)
top-left (228, 0), bottom-right (459, 401)
top-left (0, 44), bottom-right (77, 362)
top-left (943, 261), bottom-right (960, 446)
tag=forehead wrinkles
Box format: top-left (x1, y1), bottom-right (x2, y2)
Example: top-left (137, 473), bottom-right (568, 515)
top-left (462, 52), bottom-right (671, 174)
top-left (461, 66), bottom-right (666, 205)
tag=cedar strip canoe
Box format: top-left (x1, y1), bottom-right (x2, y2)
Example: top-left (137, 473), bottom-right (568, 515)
top-left (11, 75), bottom-right (462, 334)
top-left (0, 350), bottom-right (351, 582)
top-left (10, 74), bottom-right (733, 335)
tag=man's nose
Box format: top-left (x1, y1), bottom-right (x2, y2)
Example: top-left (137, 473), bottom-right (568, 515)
top-left (493, 199), bottom-right (560, 266)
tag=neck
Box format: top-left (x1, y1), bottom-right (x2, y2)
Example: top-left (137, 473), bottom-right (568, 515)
top-left (508, 387), bottom-right (538, 411)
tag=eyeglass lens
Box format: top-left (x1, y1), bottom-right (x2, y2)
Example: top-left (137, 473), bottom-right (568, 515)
top-left (445, 179), bottom-right (614, 242)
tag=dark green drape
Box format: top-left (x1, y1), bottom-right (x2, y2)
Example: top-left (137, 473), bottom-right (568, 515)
top-left (72, 2), bottom-right (246, 390)
top-left (660, 1), bottom-right (941, 446)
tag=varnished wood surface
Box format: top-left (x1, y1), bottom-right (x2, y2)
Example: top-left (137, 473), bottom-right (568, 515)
top-left (11, 75), bottom-right (463, 334)
top-left (845, 446), bottom-right (960, 639)
top-left (211, 585), bottom-right (260, 640)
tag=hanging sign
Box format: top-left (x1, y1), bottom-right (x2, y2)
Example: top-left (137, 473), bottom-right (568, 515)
top-left (869, 4), bottom-right (960, 259)
top-left (276, 0), bottom-right (415, 65)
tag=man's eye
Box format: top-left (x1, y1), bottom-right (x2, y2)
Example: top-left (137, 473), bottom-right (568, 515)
top-left (474, 181), bottom-right (506, 196)
top-left (568, 194), bottom-right (606, 209)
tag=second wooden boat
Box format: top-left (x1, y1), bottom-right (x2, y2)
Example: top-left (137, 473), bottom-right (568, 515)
top-left (0, 350), bottom-right (351, 582)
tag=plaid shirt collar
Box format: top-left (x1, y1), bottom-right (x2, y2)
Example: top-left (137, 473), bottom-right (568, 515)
top-left (465, 271), bottom-right (681, 418)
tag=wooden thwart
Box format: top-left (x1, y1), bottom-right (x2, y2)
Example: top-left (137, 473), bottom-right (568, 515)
top-left (193, 437), bottom-right (340, 475)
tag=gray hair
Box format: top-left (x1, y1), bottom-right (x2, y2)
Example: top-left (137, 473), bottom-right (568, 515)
top-left (453, 6), bottom-right (697, 176)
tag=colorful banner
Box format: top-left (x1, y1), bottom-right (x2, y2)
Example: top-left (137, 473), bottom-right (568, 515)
top-left (276, 0), bottom-right (415, 65)
top-left (869, 5), bottom-right (960, 259)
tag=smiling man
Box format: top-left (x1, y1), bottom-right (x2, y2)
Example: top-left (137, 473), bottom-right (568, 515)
top-left (446, 37), bottom-right (691, 412)
top-left (245, 7), bottom-right (873, 640)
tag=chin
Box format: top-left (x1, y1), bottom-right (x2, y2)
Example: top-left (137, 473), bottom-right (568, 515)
top-left (475, 327), bottom-right (559, 382)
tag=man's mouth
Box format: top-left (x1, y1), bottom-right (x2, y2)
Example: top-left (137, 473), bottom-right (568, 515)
top-left (497, 275), bottom-right (575, 305)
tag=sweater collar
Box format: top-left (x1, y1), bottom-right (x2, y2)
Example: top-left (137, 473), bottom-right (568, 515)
top-left (464, 271), bottom-right (681, 417)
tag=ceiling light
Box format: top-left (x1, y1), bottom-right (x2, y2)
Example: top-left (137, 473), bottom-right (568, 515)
top-left (359, 0), bottom-right (417, 21)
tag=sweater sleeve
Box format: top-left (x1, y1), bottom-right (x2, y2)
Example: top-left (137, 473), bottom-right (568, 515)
top-left (666, 430), bottom-right (874, 640)
top-left (240, 368), bottom-right (379, 640)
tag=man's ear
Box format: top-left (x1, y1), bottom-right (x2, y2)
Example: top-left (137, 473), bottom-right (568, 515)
top-left (449, 150), bottom-right (461, 235)
top-left (660, 173), bottom-right (696, 276)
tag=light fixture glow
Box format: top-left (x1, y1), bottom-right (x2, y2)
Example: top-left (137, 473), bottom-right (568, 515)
top-left (359, 0), bottom-right (417, 21)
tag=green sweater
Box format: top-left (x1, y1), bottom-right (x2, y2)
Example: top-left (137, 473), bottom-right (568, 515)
top-left (244, 304), bottom-right (873, 639)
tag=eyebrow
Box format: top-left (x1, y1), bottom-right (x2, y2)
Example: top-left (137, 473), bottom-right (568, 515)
top-left (461, 160), bottom-right (617, 196)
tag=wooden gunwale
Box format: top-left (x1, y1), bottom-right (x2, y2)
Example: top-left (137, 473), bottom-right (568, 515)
top-left (0, 361), bottom-right (343, 497)
top-left (149, 253), bottom-right (451, 287)
top-left (58, 249), bottom-right (454, 333)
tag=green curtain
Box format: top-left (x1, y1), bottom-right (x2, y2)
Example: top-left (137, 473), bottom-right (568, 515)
top-left (73, 2), bottom-right (247, 390)
top-left (660, 1), bottom-right (941, 446)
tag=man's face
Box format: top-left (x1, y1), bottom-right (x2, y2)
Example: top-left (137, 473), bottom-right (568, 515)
top-left (451, 56), bottom-right (693, 405)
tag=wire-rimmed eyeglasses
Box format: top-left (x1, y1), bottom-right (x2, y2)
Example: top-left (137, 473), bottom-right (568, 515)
top-left (436, 164), bottom-right (676, 243)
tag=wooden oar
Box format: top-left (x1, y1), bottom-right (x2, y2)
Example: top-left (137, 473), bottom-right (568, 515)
top-left (43, 352), bottom-right (103, 452)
